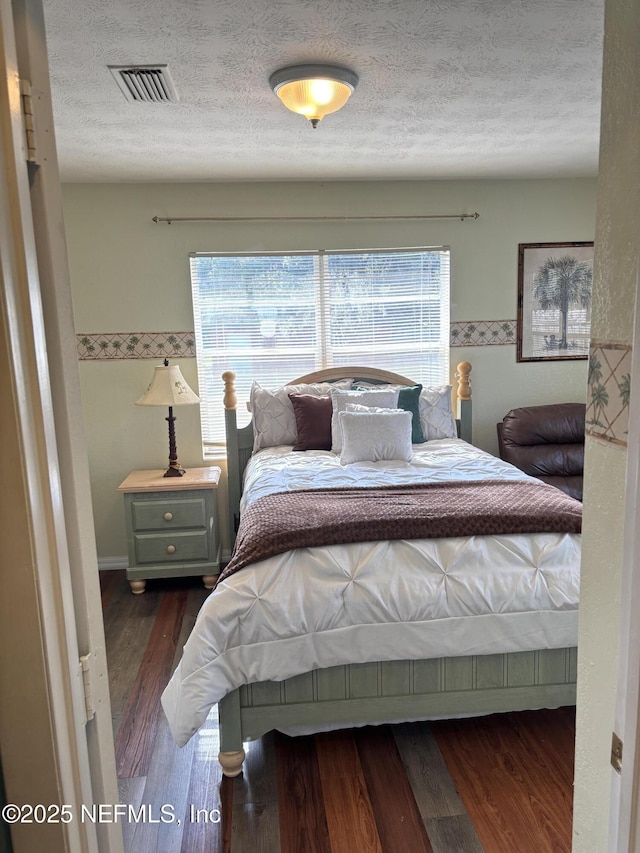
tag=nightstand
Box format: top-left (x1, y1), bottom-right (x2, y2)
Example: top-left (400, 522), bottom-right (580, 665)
top-left (117, 467), bottom-right (221, 594)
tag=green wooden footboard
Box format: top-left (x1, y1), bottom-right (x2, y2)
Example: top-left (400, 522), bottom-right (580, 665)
top-left (218, 647), bottom-right (577, 762)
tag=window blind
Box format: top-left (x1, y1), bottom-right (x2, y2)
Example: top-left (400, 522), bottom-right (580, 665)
top-left (190, 247), bottom-right (450, 449)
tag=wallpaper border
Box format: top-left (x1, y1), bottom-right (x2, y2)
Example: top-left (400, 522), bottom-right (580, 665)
top-left (76, 320), bottom-right (518, 360)
top-left (77, 332), bottom-right (196, 360)
top-left (585, 341), bottom-right (632, 447)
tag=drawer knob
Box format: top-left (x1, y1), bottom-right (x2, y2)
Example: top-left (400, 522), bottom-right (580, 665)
top-left (166, 544), bottom-right (176, 554)
top-left (163, 512), bottom-right (173, 521)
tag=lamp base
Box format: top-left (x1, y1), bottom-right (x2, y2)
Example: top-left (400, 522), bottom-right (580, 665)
top-left (164, 407), bottom-right (186, 477)
top-left (164, 463), bottom-right (186, 478)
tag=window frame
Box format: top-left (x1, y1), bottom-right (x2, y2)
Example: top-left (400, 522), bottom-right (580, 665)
top-left (190, 245), bottom-right (451, 454)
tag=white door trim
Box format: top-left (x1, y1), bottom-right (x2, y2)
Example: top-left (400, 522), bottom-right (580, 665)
top-left (609, 255), bottom-right (640, 851)
top-left (0, 1), bottom-right (122, 850)
top-left (13, 2), bottom-right (123, 848)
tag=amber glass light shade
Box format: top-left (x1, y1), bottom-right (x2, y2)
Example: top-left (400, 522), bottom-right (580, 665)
top-left (269, 64), bottom-right (358, 127)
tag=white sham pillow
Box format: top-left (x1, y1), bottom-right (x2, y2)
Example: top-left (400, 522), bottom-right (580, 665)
top-left (419, 385), bottom-right (457, 440)
top-left (345, 403), bottom-right (403, 414)
top-left (338, 409), bottom-right (413, 464)
top-left (251, 379), bottom-right (352, 451)
top-left (330, 387), bottom-right (399, 453)
top-left (352, 381), bottom-right (457, 441)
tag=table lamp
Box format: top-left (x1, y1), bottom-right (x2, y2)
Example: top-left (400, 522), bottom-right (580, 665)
top-left (136, 359), bottom-right (200, 477)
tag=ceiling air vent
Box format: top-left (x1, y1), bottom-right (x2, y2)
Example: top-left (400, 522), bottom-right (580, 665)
top-left (108, 65), bottom-right (178, 103)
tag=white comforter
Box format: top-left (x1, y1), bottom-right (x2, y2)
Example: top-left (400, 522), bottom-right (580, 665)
top-left (162, 439), bottom-right (580, 747)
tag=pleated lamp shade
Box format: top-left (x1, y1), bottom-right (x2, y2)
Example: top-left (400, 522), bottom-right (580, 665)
top-left (136, 363), bottom-right (200, 407)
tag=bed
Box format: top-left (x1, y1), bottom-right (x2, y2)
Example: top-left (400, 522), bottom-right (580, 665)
top-left (161, 363), bottom-right (581, 777)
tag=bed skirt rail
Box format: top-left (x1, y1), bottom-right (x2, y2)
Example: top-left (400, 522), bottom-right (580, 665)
top-left (217, 646), bottom-right (577, 773)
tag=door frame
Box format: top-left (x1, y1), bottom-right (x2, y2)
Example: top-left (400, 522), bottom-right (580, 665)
top-left (0, 1), bottom-right (122, 850)
top-left (608, 255), bottom-right (640, 851)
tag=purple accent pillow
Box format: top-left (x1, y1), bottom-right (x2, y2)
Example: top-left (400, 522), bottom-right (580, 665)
top-left (288, 393), bottom-right (333, 451)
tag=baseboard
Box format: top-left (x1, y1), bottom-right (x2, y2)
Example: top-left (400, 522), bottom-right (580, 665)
top-left (98, 556), bottom-right (128, 571)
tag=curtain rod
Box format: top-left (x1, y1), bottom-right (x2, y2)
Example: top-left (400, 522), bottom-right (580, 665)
top-left (151, 212), bottom-right (480, 225)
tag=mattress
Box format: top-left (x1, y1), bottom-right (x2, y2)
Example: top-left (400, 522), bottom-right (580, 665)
top-left (162, 439), bottom-right (580, 747)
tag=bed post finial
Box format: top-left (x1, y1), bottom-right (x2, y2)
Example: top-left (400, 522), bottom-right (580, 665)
top-left (222, 371), bottom-right (237, 411)
top-left (456, 361), bottom-right (472, 400)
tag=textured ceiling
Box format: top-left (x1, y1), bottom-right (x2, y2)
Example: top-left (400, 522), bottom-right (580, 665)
top-left (42, 0), bottom-right (604, 182)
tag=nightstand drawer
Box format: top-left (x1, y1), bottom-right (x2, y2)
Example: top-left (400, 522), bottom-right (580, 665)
top-left (131, 496), bottom-right (207, 531)
top-left (134, 530), bottom-right (210, 564)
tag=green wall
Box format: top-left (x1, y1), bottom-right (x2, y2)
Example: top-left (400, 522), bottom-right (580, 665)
top-left (62, 178), bottom-right (596, 559)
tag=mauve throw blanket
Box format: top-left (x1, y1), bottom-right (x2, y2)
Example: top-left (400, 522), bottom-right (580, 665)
top-left (218, 479), bottom-right (582, 584)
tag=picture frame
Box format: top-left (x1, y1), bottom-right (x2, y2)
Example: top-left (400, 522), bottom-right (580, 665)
top-left (517, 241), bottom-right (594, 362)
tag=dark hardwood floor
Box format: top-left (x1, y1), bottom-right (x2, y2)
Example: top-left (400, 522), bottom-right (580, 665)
top-left (101, 570), bottom-right (576, 853)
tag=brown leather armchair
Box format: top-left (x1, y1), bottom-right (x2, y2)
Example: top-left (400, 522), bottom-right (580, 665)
top-left (497, 403), bottom-right (586, 501)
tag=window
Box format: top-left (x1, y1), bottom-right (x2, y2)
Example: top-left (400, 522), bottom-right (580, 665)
top-left (190, 247), bottom-right (450, 450)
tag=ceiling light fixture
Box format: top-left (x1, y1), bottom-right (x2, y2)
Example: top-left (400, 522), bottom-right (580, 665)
top-left (269, 63), bottom-right (358, 128)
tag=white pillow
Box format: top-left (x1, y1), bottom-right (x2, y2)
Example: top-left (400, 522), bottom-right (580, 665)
top-left (251, 379), bottom-right (352, 451)
top-left (419, 385), bottom-right (457, 440)
top-left (352, 381), bottom-right (457, 441)
top-left (346, 403), bottom-right (402, 414)
top-left (339, 410), bottom-right (413, 464)
top-left (330, 387), bottom-right (399, 453)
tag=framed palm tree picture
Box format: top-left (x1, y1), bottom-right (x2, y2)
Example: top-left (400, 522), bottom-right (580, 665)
top-left (517, 241), bottom-right (594, 362)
